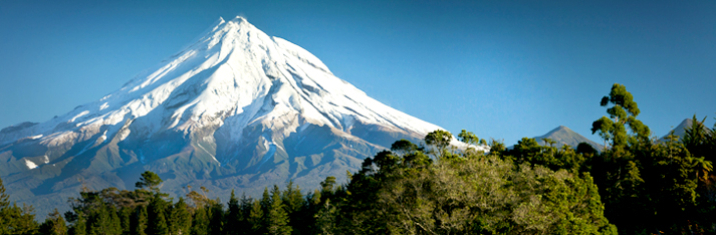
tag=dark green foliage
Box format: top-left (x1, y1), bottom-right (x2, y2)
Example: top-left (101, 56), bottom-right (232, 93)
top-left (68, 213), bottom-right (86, 235)
top-left (0, 176), bottom-right (40, 234)
top-left (0, 177), bottom-right (8, 208)
top-left (147, 195), bottom-right (169, 235)
top-left (247, 200), bottom-right (264, 234)
top-left (508, 137), bottom-right (587, 173)
top-left (168, 197), bottom-right (191, 235)
top-left (207, 201), bottom-right (223, 235)
top-left (267, 185), bottom-right (291, 235)
top-left (224, 190), bottom-right (241, 235)
top-left (425, 129), bottom-right (453, 159)
top-left (189, 206), bottom-right (208, 235)
top-left (86, 204), bottom-right (121, 235)
top-left (118, 207), bottom-right (132, 235)
top-left (131, 206), bottom-right (148, 235)
top-left (390, 139), bottom-right (419, 155)
top-left (587, 84), bottom-right (716, 234)
top-left (281, 181), bottom-right (305, 234)
top-left (40, 209), bottom-right (68, 235)
top-left (136, 171), bottom-right (163, 193)
top-left (0, 203), bottom-right (39, 234)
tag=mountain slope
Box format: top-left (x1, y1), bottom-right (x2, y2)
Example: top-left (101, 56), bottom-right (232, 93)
top-left (536, 126), bottom-right (604, 150)
top-left (0, 16), bottom-right (468, 217)
top-left (660, 118), bottom-right (711, 142)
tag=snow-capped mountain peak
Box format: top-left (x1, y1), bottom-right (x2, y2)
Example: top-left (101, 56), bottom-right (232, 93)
top-left (0, 17), bottom-right (476, 217)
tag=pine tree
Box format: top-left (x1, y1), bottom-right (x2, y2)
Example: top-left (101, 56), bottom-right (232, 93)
top-left (108, 205), bottom-right (122, 235)
top-left (313, 199), bottom-right (337, 235)
top-left (40, 208), bottom-right (69, 235)
top-left (0, 202), bottom-right (40, 234)
top-left (260, 187), bottom-right (270, 213)
top-left (147, 195), bottom-right (169, 235)
top-left (282, 182), bottom-right (305, 234)
top-left (0, 176), bottom-right (10, 235)
top-left (267, 185), bottom-right (292, 235)
top-left (118, 207), bottom-right (132, 235)
top-left (238, 193), bottom-right (253, 235)
top-left (69, 213), bottom-right (87, 235)
top-left (169, 197), bottom-right (192, 235)
top-left (0, 176), bottom-right (8, 208)
top-left (282, 181), bottom-right (304, 215)
top-left (248, 200), bottom-right (264, 234)
top-left (208, 202), bottom-right (224, 235)
top-left (0, 177), bottom-right (40, 234)
top-left (190, 206), bottom-right (209, 235)
top-left (224, 190), bottom-right (242, 235)
top-left (131, 205), bottom-right (148, 235)
top-left (136, 171), bottom-right (164, 193)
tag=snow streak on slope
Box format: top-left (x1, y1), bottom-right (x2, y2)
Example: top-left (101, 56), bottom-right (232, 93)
top-left (0, 16), bottom-right (442, 150)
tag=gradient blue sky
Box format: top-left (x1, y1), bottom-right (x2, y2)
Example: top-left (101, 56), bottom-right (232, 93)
top-left (1, 0), bottom-right (714, 145)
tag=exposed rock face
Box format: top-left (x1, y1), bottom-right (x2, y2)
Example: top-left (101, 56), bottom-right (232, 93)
top-left (0, 17), bottom-right (449, 217)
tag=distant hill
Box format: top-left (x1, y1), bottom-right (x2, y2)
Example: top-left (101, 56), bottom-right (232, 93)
top-left (660, 118), bottom-right (711, 142)
top-left (536, 126), bottom-right (604, 151)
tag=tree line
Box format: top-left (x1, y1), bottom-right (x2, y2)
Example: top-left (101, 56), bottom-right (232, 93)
top-left (0, 83), bottom-right (714, 234)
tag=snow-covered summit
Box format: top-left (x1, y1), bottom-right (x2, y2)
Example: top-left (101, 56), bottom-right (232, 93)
top-left (1, 16), bottom-right (451, 156)
top-left (3, 16), bottom-right (440, 145)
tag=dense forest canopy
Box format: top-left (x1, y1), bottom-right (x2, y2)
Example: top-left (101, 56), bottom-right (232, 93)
top-left (1, 83), bottom-right (715, 234)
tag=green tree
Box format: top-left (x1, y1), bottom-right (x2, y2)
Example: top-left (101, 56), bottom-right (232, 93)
top-left (190, 206), bottom-right (209, 235)
top-left (390, 139), bottom-right (419, 156)
top-left (40, 208), bottom-right (68, 235)
top-left (131, 205), bottom-right (148, 235)
top-left (224, 190), bottom-right (241, 235)
top-left (267, 185), bottom-right (291, 235)
top-left (68, 213), bottom-right (87, 235)
top-left (136, 171), bottom-right (163, 192)
top-left (168, 197), bottom-right (192, 235)
top-left (0, 176), bottom-right (40, 234)
top-left (425, 129), bottom-right (453, 159)
top-left (238, 193), bottom-right (253, 235)
top-left (147, 195), bottom-right (169, 235)
top-left (207, 202), bottom-right (223, 235)
top-left (118, 207), bottom-right (132, 235)
top-left (247, 200), bottom-right (264, 234)
top-left (87, 204), bottom-right (121, 235)
top-left (0, 177), bottom-right (8, 209)
top-left (591, 83), bottom-right (650, 150)
top-left (313, 199), bottom-right (337, 235)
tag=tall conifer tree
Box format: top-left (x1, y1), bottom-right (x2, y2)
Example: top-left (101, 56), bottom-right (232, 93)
top-left (225, 190), bottom-right (242, 235)
top-left (267, 185), bottom-right (292, 235)
top-left (40, 208), bottom-right (68, 235)
top-left (131, 205), bottom-right (148, 235)
top-left (147, 195), bottom-right (169, 235)
top-left (190, 206), bottom-right (209, 235)
top-left (169, 197), bottom-right (192, 235)
top-left (208, 202), bottom-right (224, 235)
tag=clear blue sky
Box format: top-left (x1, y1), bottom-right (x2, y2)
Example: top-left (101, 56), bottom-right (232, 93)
top-left (1, 0), bottom-right (714, 145)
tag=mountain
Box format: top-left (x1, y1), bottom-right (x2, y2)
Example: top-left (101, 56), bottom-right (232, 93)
top-left (0, 16), bottom-right (473, 217)
top-left (662, 119), bottom-right (693, 141)
top-left (535, 126), bottom-right (604, 150)
top-left (660, 118), bottom-right (710, 141)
